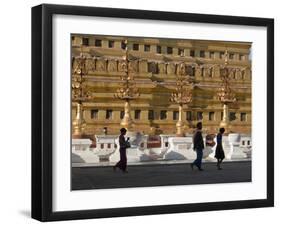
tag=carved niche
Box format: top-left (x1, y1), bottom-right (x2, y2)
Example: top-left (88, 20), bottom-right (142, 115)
top-left (185, 64), bottom-right (195, 76)
top-left (158, 62), bottom-right (166, 74)
top-left (85, 58), bottom-right (96, 73)
top-left (118, 60), bottom-right (127, 72)
top-left (177, 63), bottom-right (186, 75)
top-left (235, 68), bottom-right (242, 80)
top-left (129, 60), bottom-right (139, 73)
top-left (166, 62), bottom-right (176, 74)
top-left (139, 59), bottom-right (148, 73)
top-left (147, 61), bottom-right (158, 74)
top-left (212, 65), bottom-right (220, 77)
top-left (107, 59), bottom-right (118, 72)
top-left (228, 68), bottom-right (236, 79)
top-left (204, 65), bottom-right (214, 78)
top-left (96, 58), bottom-right (107, 71)
top-left (195, 65), bottom-right (203, 77)
top-left (241, 68), bottom-right (251, 80)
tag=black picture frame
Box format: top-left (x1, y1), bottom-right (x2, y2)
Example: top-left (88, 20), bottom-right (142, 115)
top-left (31, 3), bottom-right (274, 222)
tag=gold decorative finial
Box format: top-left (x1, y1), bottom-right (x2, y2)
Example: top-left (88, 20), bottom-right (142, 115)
top-left (72, 44), bottom-right (94, 137)
top-left (114, 39), bottom-right (140, 131)
top-left (224, 49), bottom-right (229, 66)
top-left (217, 49), bottom-right (236, 132)
top-left (170, 62), bottom-right (192, 136)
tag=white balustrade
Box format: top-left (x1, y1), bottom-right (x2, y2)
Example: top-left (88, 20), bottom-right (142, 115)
top-left (72, 139), bottom-right (92, 151)
top-left (93, 135), bottom-right (118, 161)
top-left (228, 133), bottom-right (248, 159)
top-left (72, 133), bottom-right (251, 165)
top-left (164, 136), bottom-right (194, 160)
top-left (72, 139), bottom-right (99, 163)
top-left (109, 133), bottom-right (149, 163)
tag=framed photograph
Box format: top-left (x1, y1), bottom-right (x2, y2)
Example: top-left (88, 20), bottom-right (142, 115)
top-left (32, 4), bottom-right (274, 221)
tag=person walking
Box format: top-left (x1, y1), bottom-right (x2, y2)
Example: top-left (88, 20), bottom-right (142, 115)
top-left (191, 122), bottom-right (204, 171)
top-left (113, 128), bottom-right (130, 173)
top-left (215, 128), bottom-right (225, 170)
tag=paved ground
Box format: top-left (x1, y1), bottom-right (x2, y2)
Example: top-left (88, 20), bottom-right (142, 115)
top-left (72, 161), bottom-right (251, 190)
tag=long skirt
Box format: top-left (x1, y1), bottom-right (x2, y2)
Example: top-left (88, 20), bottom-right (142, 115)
top-left (215, 144), bottom-right (225, 160)
top-left (115, 148), bottom-right (127, 171)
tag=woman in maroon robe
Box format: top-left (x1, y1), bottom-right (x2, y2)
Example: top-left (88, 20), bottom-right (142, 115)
top-left (113, 128), bottom-right (130, 173)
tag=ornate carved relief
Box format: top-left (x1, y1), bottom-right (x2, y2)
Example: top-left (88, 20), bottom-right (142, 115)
top-left (202, 66), bottom-right (207, 77)
top-left (228, 68), bottom-right (236, 79)
top-left (212, 65), bottom-right (220, 77)
top-left (96, 58), bottom-right (107, 71)
top-left (205, 66), bottom-right (212, 78)
top-left (118, 60), bottom-right (127, 72)
top-left (85, 58), bottom-right (96, 72)
top-left (185, 65), bottom-right (195, 76)
top-left (167, 62), bottom-right (176, 74)
top-left (158, 62), bottom-right (166, 74)
top-left (177, 63), bottom-right (186, 75)
top-left (129, 60), bottom-right (139, 73)
top-left (235, 68), bottom-right (242, 80)
top-left (139, 59), bottom-right (148, 73)
top-left (243, 68), bottom-right (251, 80)
top-left (107, 59), bottom-right (118, 72)
top-left (195, 65), bottom-right (203, 77)
top-left (147, 61), bottom-right (157, 73)
top-left (204, 66), bottom-right (213, 77)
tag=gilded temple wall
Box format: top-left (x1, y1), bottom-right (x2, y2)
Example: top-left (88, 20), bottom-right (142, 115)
top-left (71, 35), bottom-right (252, 135)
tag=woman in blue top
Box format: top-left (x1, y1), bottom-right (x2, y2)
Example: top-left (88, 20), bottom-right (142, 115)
top-left (215, 128), bottom-right (225, 170)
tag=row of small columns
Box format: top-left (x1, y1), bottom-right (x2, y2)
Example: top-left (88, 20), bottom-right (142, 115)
top-left (76, 109), bottom-right (250, 122)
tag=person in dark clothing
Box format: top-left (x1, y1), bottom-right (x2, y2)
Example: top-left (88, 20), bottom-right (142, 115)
top-left (215, 127), bottom-right (225, 170)
top-left (113, 128), bottom-right (130, 173)
top-left (191, 122), bottom-right (205, 171)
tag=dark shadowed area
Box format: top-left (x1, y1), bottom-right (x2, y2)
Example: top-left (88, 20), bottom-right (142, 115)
top-left (72, 161), bottom-right (251, 190)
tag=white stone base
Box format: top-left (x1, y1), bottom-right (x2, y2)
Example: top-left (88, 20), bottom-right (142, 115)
top-left (72, 139), bottom-right (100, 163)
top-left (72, 139), bottom-right (92, 151)
top-left (72, 134), bottom-right (251, 165)
top-left (223, 137), bottom-right (232, 160)
top-left (164, 137), bottom-right (193, 160)
top-left (109, 148), bottom-right (145, 163)
top-left (203, 146), bottom-right (215, 160)
top-left (72, 150), bottom-right (99, 163)
top-left (109, 148), bottom-right (119, 163)
top-left (231, 145), bottom-right (248, 159)
top-left (163, 136), bottom-right (214, 161)
top-left (144, 147), bottom-right (168, 160)
top-left (109, 134), bottom-right (150, 163)
top-left (242, 147), bottom-right (252, 158)
top-left (127, 148), bottom-right (142, 162)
